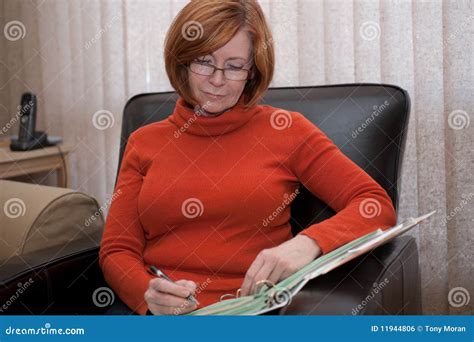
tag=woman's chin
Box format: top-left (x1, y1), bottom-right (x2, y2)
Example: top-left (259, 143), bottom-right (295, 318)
top-left (198, 103), bottom-right (227, 115)
top-left (207, 106), bottom-right (225, 113)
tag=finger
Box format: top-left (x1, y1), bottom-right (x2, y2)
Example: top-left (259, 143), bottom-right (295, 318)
top-left (250, 259), bottom-right (277, 295)
top-left (149, 278), bottom-right (193, 298)
top-left (175, 279), bottom-right (200, 305)
top-left (175, 279), bottom-right (197, 293)
top-left (145, 288), bottom-right (196, 308)
top-left (240, 256), bottom-right (265, 296)
top-left (267, 261), bottom-right (286, 285)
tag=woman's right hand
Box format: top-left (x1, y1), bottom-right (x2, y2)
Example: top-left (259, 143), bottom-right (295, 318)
top-left (144, 278), bottom-right (199, 315)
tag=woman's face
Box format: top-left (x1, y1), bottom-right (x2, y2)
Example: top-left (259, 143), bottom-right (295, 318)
top-left (188, 29), bottom-right (253, 115)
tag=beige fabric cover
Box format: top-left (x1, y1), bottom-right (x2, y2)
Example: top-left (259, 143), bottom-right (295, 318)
top-left (0, 180), bottom-right (103, 261)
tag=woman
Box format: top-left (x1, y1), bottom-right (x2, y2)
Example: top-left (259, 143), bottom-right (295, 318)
top-left (99, 0), bottom-right (397, 316)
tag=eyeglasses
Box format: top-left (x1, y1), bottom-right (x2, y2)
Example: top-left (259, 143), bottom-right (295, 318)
top-left (188, 60), bottom-right (252, 81)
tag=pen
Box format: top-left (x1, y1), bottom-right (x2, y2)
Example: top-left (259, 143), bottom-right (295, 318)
top-left (147, 265), bottom-right (199, 305)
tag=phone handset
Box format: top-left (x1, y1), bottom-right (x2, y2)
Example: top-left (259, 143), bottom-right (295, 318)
top-left (10, 92), bottom-right (58, 151)
top-left (17, 92), bottom-right (37, 143)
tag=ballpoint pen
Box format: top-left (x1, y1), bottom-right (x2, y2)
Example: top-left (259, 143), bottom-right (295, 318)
top-left (147, 265), bottom-right (199, 305)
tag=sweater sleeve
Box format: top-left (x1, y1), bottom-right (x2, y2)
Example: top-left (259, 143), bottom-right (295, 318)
top-left (288, 113), bottom-right (397, 255)
top-left (99, 131), bottom-right (153, 315)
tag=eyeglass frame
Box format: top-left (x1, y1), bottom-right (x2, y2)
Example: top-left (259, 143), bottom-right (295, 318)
top-left (187, 58), bottom-right (254, 81)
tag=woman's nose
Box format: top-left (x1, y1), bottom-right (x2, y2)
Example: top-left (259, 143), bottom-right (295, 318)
top-left (208, 68), bottom-right (226, 86)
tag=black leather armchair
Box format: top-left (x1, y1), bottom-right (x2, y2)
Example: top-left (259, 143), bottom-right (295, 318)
top-left (0, 84), bottom-right (421, 315)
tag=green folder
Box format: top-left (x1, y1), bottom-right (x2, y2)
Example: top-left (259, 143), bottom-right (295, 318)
top-left (187, 211), bottom-right (436, 315)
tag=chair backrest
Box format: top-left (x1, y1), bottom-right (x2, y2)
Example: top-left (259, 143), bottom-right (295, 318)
top-left (120, 83), bottom-right (410, 235)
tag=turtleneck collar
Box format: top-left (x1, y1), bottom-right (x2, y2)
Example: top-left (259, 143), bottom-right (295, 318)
top-left (168, 94), bottom-right (259, 137)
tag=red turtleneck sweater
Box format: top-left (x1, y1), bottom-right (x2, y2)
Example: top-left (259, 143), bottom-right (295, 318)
top-left (99, 95), bottom-right (397, 315)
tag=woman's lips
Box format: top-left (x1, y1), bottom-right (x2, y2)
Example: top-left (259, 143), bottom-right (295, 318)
top-left (203, 91), bottom-right (225, 99)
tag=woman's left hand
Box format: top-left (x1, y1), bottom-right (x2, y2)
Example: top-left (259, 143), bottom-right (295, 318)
top-left (239, 235), bottom-right (322, 296)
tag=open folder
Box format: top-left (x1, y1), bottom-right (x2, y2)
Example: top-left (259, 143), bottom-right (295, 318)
top-left (187, 210), bottom-right (436, 315)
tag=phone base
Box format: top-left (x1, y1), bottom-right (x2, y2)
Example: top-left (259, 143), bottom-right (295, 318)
top-left (10, 131), bottom-right (49, 151)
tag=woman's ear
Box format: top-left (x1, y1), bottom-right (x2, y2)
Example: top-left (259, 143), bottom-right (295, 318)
top-left (248, 68), bottom-right (255, 80)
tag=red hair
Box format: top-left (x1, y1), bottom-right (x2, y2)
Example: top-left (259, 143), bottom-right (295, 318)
top-left (164, 0), bottom-right (275, 108)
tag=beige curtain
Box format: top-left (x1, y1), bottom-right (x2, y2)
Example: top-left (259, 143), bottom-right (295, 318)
top-left (0, 0), bottom-right (472, 315)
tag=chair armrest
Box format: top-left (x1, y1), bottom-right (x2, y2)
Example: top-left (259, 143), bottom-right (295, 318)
top-left (0, 242), bottom-right (107, 315)
top-left (278, 236), bottom-right (421, 315)
top-left (0, 180), bottom-right (103, 261)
